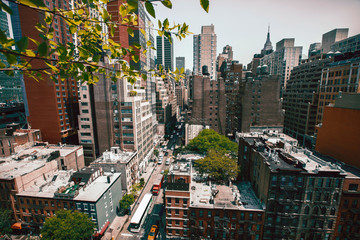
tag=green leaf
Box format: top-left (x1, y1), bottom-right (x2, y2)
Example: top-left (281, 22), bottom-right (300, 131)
top-left (127, 27), bottom-right (134, 37)
top-left (161, 0), bottom-right (172, 9)
top-left (200, 0), bottom-right (209, 13)
top-left (119, 5), bottom-right (128, 17)
top-left (145, 1), bottom-right (155, 18)
top-left (25, 49), bottom-right (36, 57)
top-left (0, 1), bottom-right (13, 14)
top-left (110, 25), bottom-right (115, 37)
top-left (140, 28), bottom-right (146, 37)
top-left (4, 53), bottom-right (17, 65)
top-left (16, 37), bottom-right (29, 52)
top-left (45, 62), bottom-right (58, 72)
top-left (19, 0), bottom-right (46, 8)
top-left (141, 73), bottom-right (147, 81)
top-left (37, 42), bottom-right (48, 56)
top-left (69, 25), bottom-right (77, 34)
top-left (163, 18), bottom-right (169, 29)
top-left (146, 40), bottom-right (152, 47)
top-left (127, 0), bottom-right (138, 12)
top-left (0, 29), bottom-right (7, 44)
top-left (131, 55), bottom-right (139, 63)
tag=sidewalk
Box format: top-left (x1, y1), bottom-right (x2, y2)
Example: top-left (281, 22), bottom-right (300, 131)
top-left (102, 162), bottom-right (157, 240)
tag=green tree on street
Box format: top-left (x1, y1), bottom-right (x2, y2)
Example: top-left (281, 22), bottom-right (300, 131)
top-left (185, 129), bottom-right (238, 159)
top-left (40, 210), bottom-right (95, 240)
top-left (0, 209), bottom-right (12, 236)
top-left (119, 193), bottom-right (135, 211)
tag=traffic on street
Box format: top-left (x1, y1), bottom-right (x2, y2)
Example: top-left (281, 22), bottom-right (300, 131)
top-left (117, 119), bottom-right (184, 240)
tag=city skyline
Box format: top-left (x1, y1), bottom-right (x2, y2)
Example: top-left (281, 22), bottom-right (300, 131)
top-left (155, 0), bottom-right (360, 70)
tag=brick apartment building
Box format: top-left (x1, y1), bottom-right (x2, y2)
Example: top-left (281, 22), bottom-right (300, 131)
top-left (165, 154), bottom-right (265, 239)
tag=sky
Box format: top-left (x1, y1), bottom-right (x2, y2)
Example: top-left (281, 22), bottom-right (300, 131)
top-left (153, 0), bottom-right (360, 70)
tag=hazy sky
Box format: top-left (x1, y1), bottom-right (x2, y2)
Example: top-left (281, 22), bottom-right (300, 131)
top-left (154, 0), bottom-right (360, 70)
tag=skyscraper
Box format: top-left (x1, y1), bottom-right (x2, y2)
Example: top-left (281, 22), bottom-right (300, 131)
top-left (157, 35), bottom-right (174, 72)
top-left (321, 28), bottom-right (349, 53)
top-left (176, 57), bottom-right (185, 71)
top-left (17, 1), bottom-right (79, 144)
top-left (193, 24), bottom-right (217, 80)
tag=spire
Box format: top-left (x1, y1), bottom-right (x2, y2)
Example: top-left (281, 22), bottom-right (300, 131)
top-left (262, 25), bottom-right (273, 55)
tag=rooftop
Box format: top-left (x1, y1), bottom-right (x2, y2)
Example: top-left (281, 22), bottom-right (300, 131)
top-left (190, 177), bottom-right (264, 211)
top-left (17, 169), bottom-right (121, 202)
top-left (95, 147), bottom-right (136, 164)
top-left (0, 146), bottom-right (59, 180)
top-left (75, 173), bottom-right (121, 202)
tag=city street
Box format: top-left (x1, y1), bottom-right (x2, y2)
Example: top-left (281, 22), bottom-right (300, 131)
top-left (117, 153), bottom-right (170, 240)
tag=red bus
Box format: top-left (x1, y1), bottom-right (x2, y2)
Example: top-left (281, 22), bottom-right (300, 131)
top-left (152, 174), bottom-right (164, 195)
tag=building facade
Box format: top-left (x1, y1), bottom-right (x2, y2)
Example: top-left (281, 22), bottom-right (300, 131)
top-left (193, 25), bottom-right (217, 80)
top-left (188, 75), bottom-right (226, 134)
top-left (157, 35), bottom-right (174, 72)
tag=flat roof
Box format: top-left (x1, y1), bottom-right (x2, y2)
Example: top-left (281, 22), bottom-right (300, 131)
top-left (95, 150), bottom-right (136, 164)
top-left (75, 173), bottom-right (121, 202)
top-left (17, 170), bottom-right (74, 198)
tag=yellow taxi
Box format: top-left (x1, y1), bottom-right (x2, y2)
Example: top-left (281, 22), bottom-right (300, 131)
top-left (147, 225), bottom-right (158, 240)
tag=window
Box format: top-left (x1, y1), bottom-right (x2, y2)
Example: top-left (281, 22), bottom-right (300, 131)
top-left (82, 109), bottom-right (89, 113)
top-left (349, 184), bottom-right (358, 191)
top-left (175, 198), bottom-right (179, 204)
top-left (83, 203), bottom-right (88, 210)
top-left (81, 125), bottom-right (90, 129)
top-left (199, 210), bottom-right (204, 217)
top-left (317, 178), bottom-right (323, 187)
top-left (183, 199), bottom-right (188, 206)
top-left (175, 209), bottom-right (179, 215)
top-left (81, 102), bottom-right (88, 106)
top-left (208, 210), bottom-right (212, 217)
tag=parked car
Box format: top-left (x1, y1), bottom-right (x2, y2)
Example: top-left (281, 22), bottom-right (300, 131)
top-left (158, 159), bottom-right (162, 165)
top-left (165, 159), bottom-right (170, 165)
top-left (148, 225), bottom-right (158, 240)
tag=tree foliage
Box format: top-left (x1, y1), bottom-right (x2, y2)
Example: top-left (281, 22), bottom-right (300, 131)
top-left (0, 209), bottom-right (12, 236)
top-left (0, 0), bottom-right (209, 84)
top-left (40, 210), bottom-right (95, 240)
top-left (194, 149), bottom-right (239, 182)
top-left (119, 193), bottom-right (135, 210)
top-left (185, 129), bottom-right (238, 158)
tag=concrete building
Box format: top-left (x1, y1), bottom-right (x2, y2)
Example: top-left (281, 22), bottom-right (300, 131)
top-left (16, 0), bottom-right (79, 144)
top-left (90, 147), bottom-right (137, 191)
top-left (333, 163), bottom-right (360, 239)
top-left (237, 132), bottom-right (346, 240)
top-left (188, 74), bottom-right (226, 134)
top-left (237, 70), bottom-right (283, 134)
top-left (283, 56), bottom-right (331, 148)
top-left (16, 167), bottom-right (122, 236)
top-left (321, 28), bottom-right (349, 53)
top-left (193, 25), bottom-right (217, 80)
top-left (315, 93), bottom-right (360, 169)
top-left (330, 33), bottom-right (360, 53)
top-left (157, 35), bottom-right (174, 72)
top-left (260, 38), bottom-right (302, 97)
top-left (0, 128), bottom-right (42, 157)
top-left (0, 6), bottom-right (24, 104)
top-left (0, 102), bottom-right (27, 129)
top-left (176, 57), bottom-right (185, 71)
top-left (165, 154), bottom-right (265, 239)
top-left (316, 53), bottom-right (360, 124)
top-left (308, 42), bottom-right (322, 57)
top-left (0, 143), bottom-right (84, 220)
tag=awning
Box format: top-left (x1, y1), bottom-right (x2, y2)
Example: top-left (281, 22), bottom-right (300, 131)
top-left (98, 221), bottom-right (110, 236)
top-left (11, 222), bottom-right (22, 230)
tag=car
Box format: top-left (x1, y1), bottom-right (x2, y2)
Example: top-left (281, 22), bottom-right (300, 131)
top-left (148, 225), bottom-right (158, 240)
top-left (158, 159), bottom-right (162, 165)
top-left (164, 152), bottom-right (169, 156)
top-left (165, 159), bottom-right (170, 165)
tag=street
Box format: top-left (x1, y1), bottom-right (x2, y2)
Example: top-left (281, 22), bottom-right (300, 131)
top-left (117, 120), bottom-right (184, 240)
